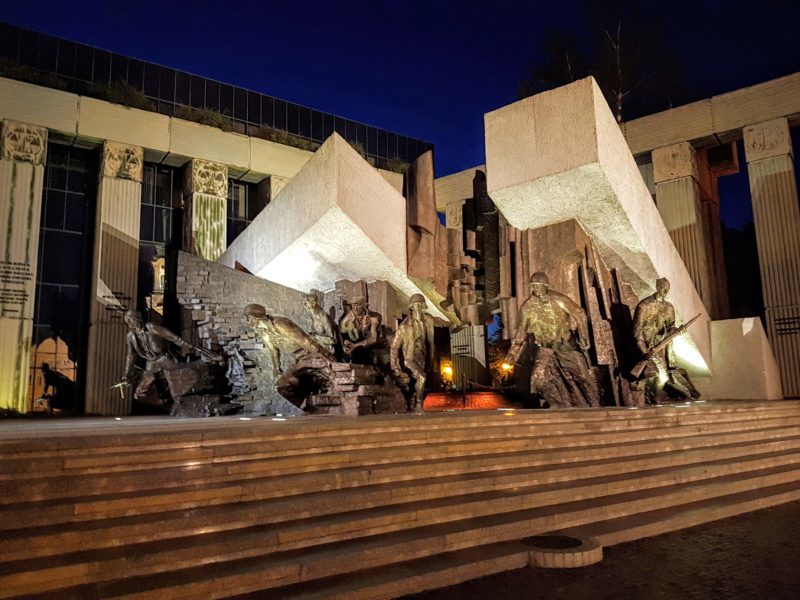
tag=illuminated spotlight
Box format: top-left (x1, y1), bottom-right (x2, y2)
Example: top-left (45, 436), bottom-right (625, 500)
top-left (239, 417), bottom-right (251, 421)
top-left (272, 417), bottom-right (287, 421)
top-left (672, 336), bottom-right (710, 374)
top-left (501, 362), bottom-right (513, 372)
top-left (114, 417), bottom-right (122, 421)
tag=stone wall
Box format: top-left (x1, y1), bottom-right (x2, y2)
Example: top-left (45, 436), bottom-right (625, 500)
top-left (175, 251), bottom-right (308, 414)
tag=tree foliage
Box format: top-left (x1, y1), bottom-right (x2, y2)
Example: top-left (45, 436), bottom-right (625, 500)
top-left (520, 0), bottom-right (690, 122)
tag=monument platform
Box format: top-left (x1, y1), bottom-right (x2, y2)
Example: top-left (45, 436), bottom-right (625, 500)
top-left (2, 401), bottom-right (800, 598)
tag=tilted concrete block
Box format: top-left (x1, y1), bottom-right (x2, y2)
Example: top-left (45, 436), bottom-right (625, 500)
top-left (220, 133), bottom-right (447, 320)
top-left (485, 77), bottom-right (711, 372)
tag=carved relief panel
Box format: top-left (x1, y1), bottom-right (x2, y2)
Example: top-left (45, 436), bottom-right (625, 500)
top-left (186, 159), bottom-right (228, 197)
top-left (1, 120), bottom-right (47, 165)
top-left (743, 118), bottom-right (792, 163)
top-left (102, 141), bottom-right (143, 183)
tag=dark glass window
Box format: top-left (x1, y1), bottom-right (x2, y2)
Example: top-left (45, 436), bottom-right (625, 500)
top-left (190, 75), bottom-right (205, 109)
top-left (311, 110), bottom-right (323, 141)
top-left (140, 164), bottom-right (178, 244)
top-left (143, 63), bottom-right (159, 97)
top-left (159, 68), bottom-right (175, 103)
top-left (175, 71), bottom-right (190, 106)
top-left (233, 87), bottom-right (247, 121)
top-left (261, 96), bottom-right (274, 128)
top-left (110, 54), bottom-right (127, 83)
top-left (387, 132), bottom-right (398, 158)
top-left (287, 103), bottom-right (299, 134)
top-left (378, 130), bottom-right (388, 158)
top-left (0, 22), bottom-right (20, 60)
top-left (248, 91), bottom-right (261, 125)
top-left (93, 49), bottom-right (111, 84)
top-left (205, 80), bottom-right (220, 112)
top-left (366, 126), bottom-right (378, 156)
top-left (298, 106), bottom-right (311, 138)
top-left (57, 40), bottom-right (76, 78)
top-left (33, 144), bottom-right (97, 412)
top-left (74, 44), bottom-right (93, 80)
top-left (18, 30), bottom-right (38, 66)
top-left (274, 99), bottom-right (287, 130)
top-left (128, 59), bottom-right (144, 91)
top-left (334, 117), bottom-right (346, 137)
top-left (227, 180), bottom-right (264, 246)
top-left (323, 114), bottom-right (334, 141)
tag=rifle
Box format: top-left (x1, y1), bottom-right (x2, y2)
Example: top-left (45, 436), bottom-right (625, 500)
top-left (630, 314), bottom-right (701, 379)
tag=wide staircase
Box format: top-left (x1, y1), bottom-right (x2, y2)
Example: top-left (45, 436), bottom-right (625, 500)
top-left (2, 401), bottom-right (800, 599)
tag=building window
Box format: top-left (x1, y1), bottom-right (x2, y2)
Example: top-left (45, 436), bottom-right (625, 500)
top-left (31, 144), bottom-right (97, 412)
top-left (227, 180), bottom-right (264, 246)
top-left (138, 164), bottom-right (179, 317)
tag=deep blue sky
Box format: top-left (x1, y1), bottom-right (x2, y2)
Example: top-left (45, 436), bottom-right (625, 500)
top-left (2, 0), bottom-right (799, 227)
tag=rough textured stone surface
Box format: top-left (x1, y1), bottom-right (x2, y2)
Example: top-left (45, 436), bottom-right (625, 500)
top-left (485, 77), bottom-right (711, 373)
top-left (219, 133), bottom-right (447, 320)
top-left (176, 251), bottom-right (307, 415)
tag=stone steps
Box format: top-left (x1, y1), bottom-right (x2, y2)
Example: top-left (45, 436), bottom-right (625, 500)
top-left (264, 480), bottom-right (800, 600)
top-left (4, 410), bottom-right (799, 493)
top-left (2, 402), bottom-right (799, 598)
top-left (5, 431), bottom-right (800, 563)
top-left (8, 462), bottom-right (800, 599)
top-left (3, 419), bottom-right (800, 529)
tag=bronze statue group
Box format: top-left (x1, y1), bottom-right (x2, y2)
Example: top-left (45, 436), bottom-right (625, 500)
top-left (119, 273), bottom-right (698, 414)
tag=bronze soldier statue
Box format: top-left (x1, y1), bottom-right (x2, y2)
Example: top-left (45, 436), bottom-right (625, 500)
top-left (339, 296), bottom-right (384, 363)
top-left (243, 303), bottom-right (334, 378)
top-left (301, 293), bottom-right (338, 355)
top-left (390, 293), bottom-right (435, 411)
top-left (504, 272), bottom-right (600, 408)
top-left (119, 309), bottom-right (219, 404)
top-left (632, 277), bottom-right (700, 401)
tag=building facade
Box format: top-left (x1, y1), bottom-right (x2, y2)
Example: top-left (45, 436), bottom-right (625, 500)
top-left (0, 23), bottom-right (432, 414)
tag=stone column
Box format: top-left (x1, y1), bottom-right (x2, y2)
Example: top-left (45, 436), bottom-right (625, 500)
top-left (183, 159), bottom-right (228, 261)
top-left (0, 121), bottom-right (47, 413)
top-left (84, 141), bottom-right (144, 415)
top-left (744, 117), bottom-right (800, 397)
top-left (652, 142), bottom-right (718, 316)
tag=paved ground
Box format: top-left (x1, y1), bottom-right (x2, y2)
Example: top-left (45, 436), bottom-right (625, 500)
top-left (406, 500), bottom-right (800, 600)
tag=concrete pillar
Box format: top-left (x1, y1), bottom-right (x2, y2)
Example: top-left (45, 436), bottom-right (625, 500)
top-left (744, 117), bottom-right (800, 396)
top-left (183, 159), bottom-right (228, 261)
top-left (653, 142), bottom-right (722, 317)
top-left (0, 120), bottom-right (47, 412)
top-left (84, 141), bottom-right (143, 415)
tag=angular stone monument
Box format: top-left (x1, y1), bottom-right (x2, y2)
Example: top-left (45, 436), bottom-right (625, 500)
top-left (485, 77), bottom-right (711, 374)
top-left (219, 133), bottom-right (448, 321)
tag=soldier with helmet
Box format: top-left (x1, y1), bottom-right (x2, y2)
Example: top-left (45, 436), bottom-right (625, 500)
top-left (390, 293), bottom-right (436, 411)
top-left (504, 271), bottom-right (599, 408)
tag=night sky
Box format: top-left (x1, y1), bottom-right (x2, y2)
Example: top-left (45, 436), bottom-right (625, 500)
top-left (2, 0), bottom-right (799, 228)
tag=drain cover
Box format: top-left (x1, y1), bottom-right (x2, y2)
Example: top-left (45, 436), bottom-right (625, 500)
top-left (521, 533), bottom-right (603, 568)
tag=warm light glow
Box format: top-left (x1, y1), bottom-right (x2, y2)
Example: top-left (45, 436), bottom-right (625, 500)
top-left (501, 362), bottom-right (513, 372)
top-left (440, 362), bottom-right (454, 382)
top-left (671, 336), bottom-right (710, 374)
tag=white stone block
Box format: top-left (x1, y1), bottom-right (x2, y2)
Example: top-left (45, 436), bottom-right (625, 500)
top-left (249, 136), bottom-right (311, 179)
top-left (0, 77), bottom-right (78, 136)
top-left (170, 118), bottom-right (250, 172)
top-left (78, 97), bottom-right (170, 157)
top-left (484, 77), bottom-right (711, 371)
top-left (694, 318), bottom-right (783, 400)
top-left (219, 133), bottom-right (448, 320)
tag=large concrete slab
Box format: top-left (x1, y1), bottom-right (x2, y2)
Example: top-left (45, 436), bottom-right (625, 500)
top-left (694, 318), bottom-right (783, 400)
top-left (220, 133), bottom-right (447, 320)
top-left (485, 77), bottom-right (711, 371)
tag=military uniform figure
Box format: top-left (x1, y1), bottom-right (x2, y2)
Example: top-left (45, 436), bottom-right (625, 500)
top-left (632, 277), bottom-right (699, 401)
top-left (301, 294), bottom-right (338, 355)
top-left (504, 272), bottom-right (599, 408)
top-left (243, 303), bottom-right (334, 378)
top-left (390, 294), bottom-right (435, 411)
top-left (121, 309), bottom-right (214, 404)
top-left (339, 296), bottom-right (384, 363)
